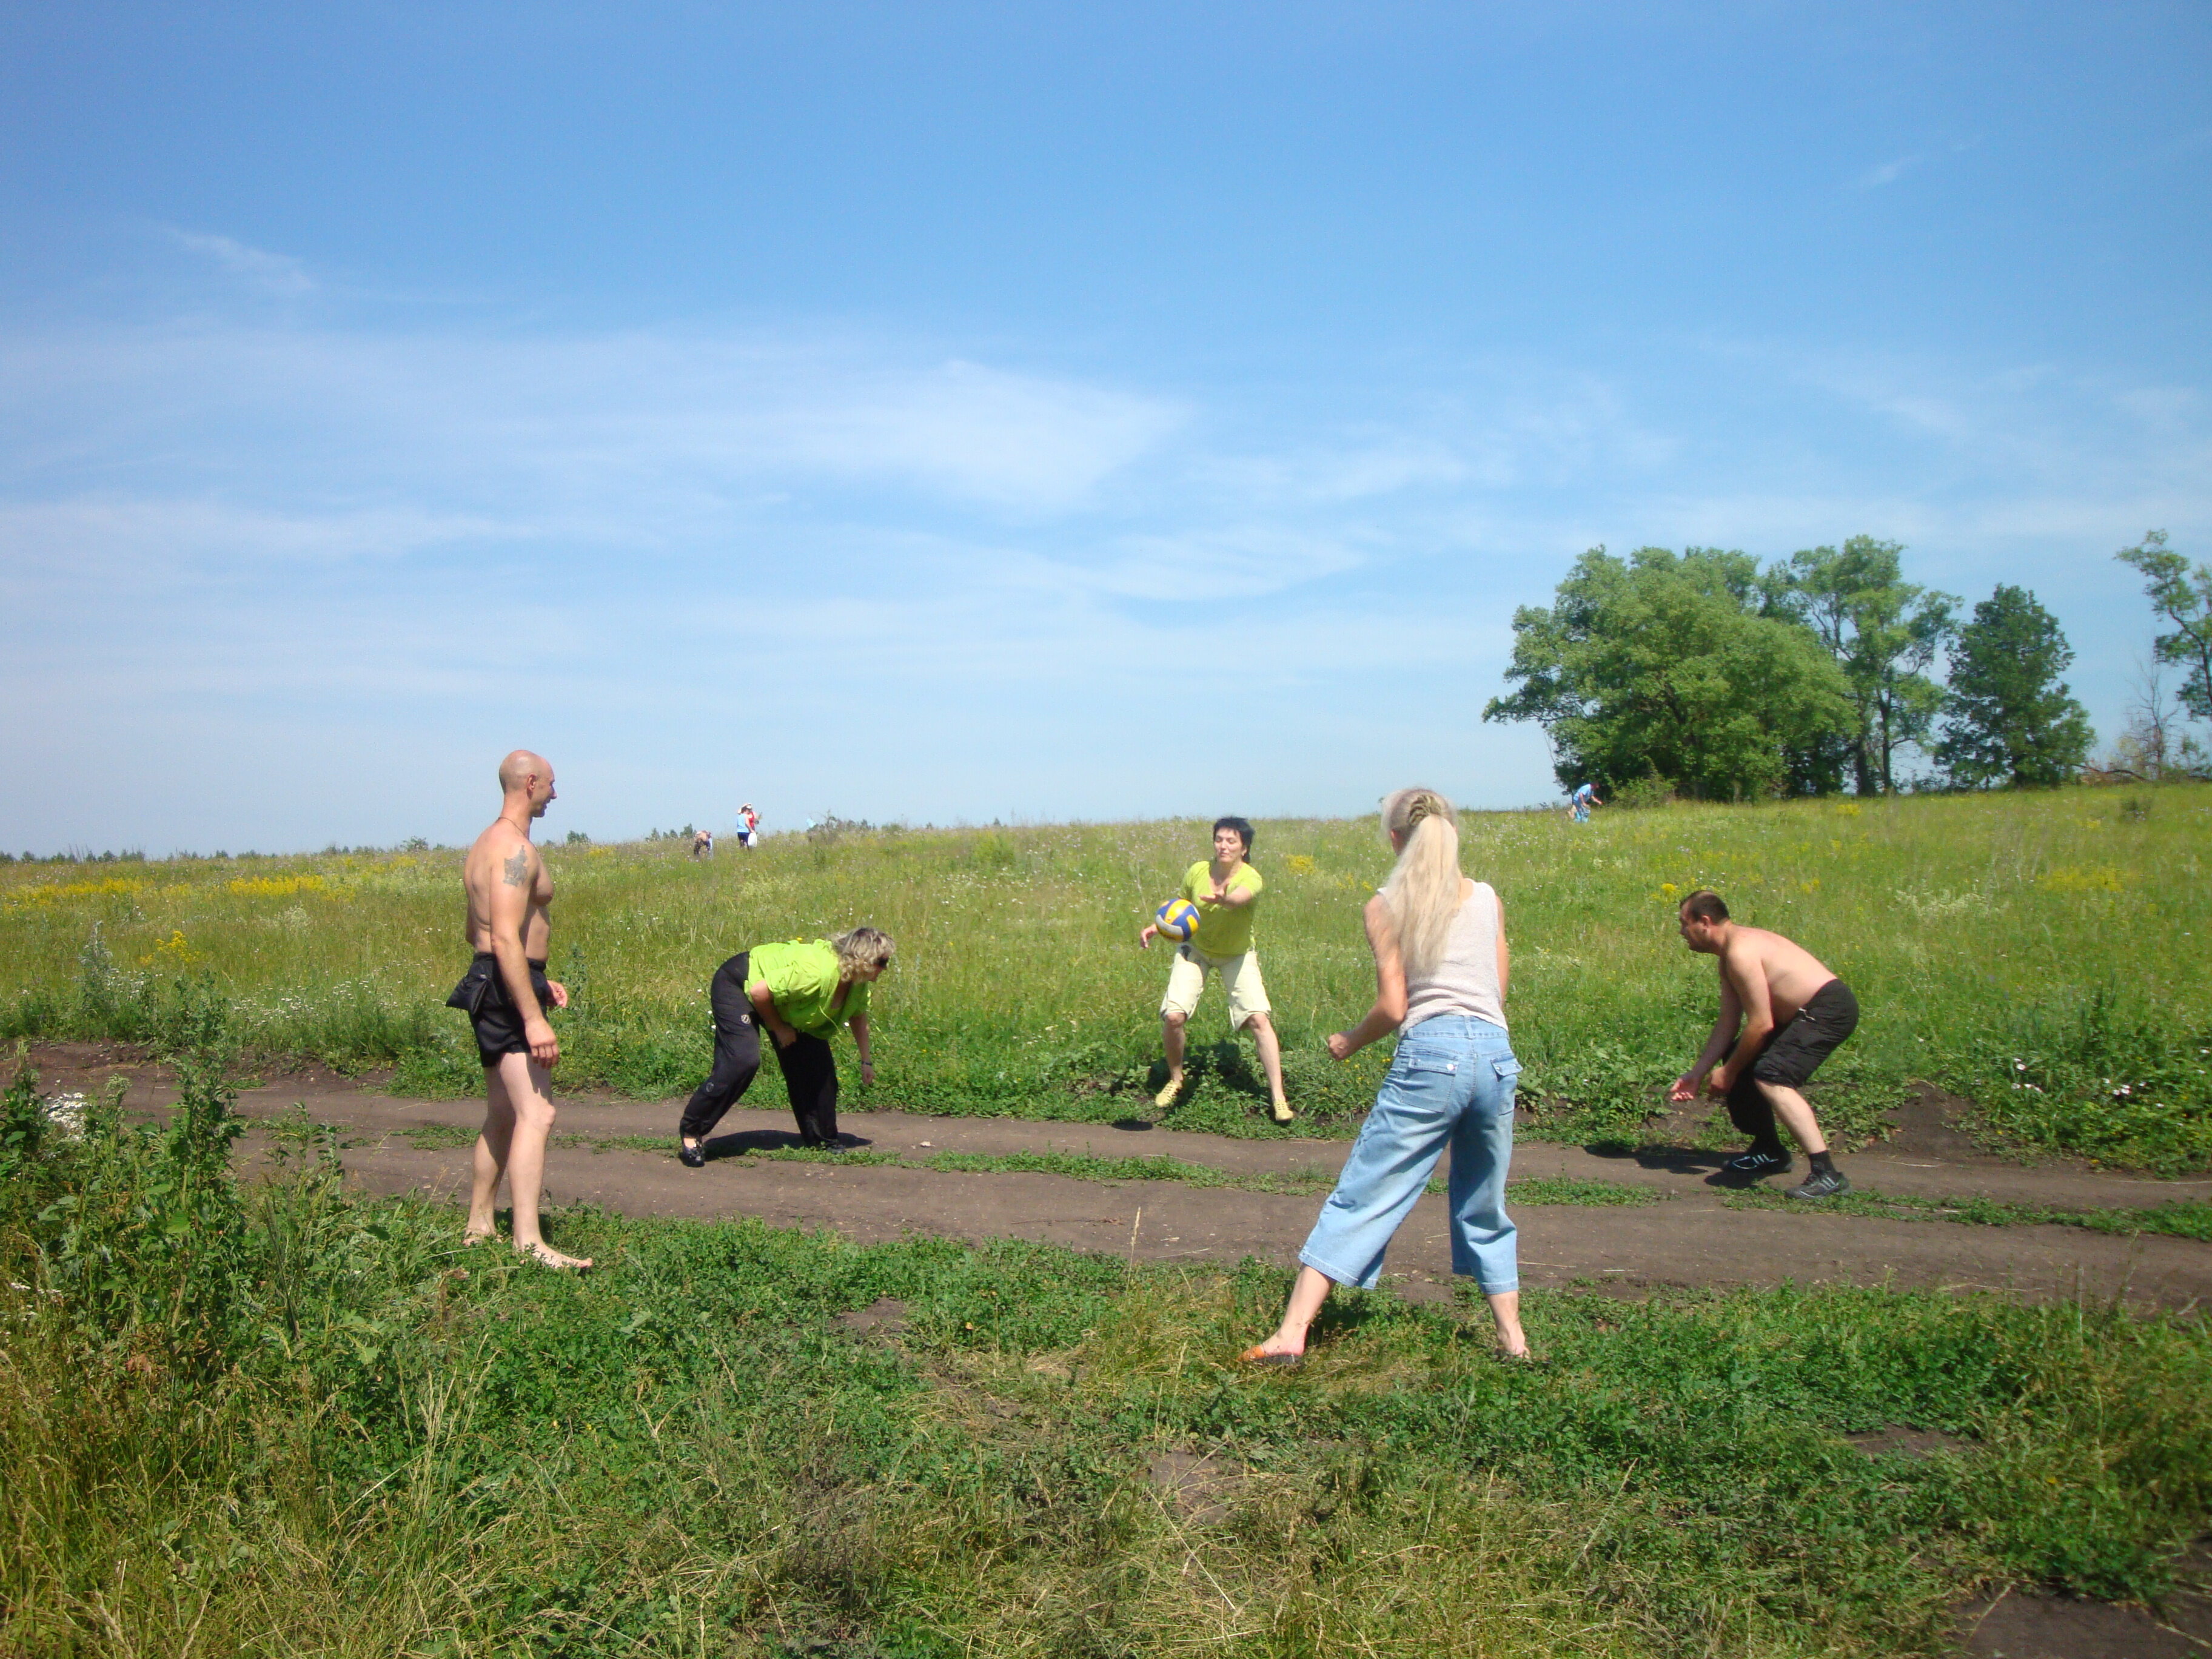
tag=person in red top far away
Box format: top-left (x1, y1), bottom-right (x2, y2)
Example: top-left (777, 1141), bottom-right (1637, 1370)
top-left (1667, 890), bottom-right (1859, 1201)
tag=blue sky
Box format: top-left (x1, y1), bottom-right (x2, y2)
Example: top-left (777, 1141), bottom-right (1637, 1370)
top-left (3, 2), bottom-right (2208, 854)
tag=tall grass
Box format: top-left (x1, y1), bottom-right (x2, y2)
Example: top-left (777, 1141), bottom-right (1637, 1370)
top-left (2, 785), bottom-right (2207, 1167)
top-left (3, 1045), bottom-right (2209, 1657)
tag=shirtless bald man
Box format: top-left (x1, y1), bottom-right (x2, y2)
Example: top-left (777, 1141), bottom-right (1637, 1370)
top-left (1667, 890), bottom-right (1857, 1200)
top-left (444, 749), bottom-right (591, 1268)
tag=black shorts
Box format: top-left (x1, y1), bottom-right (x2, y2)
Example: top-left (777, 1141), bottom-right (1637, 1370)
top-left (1748, 979), bottom-right (1858, 1090)
top-left (446, 951), bottom-right (554, 1067)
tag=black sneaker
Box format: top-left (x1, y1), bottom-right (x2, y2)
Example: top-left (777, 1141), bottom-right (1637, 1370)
top-left (1786, 1168), bottom-right (1851, 1201)
top-left (1724, 1148), bottom-right (1791, 1176)
top-left (678, 1141), bottom-right (706, 1168)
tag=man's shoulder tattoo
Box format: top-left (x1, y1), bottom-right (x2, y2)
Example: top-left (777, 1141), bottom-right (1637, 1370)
top-left (502, 849), bottom-right (531, 888)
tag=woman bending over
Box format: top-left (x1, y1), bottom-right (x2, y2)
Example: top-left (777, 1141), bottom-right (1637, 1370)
top-left (677, 927), bottom-right (893, 1164)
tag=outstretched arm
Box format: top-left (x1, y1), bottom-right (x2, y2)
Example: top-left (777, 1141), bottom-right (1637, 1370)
top-left (1327, 895), bottom-right (1408, 1061)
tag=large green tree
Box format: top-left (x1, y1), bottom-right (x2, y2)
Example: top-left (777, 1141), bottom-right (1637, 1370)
top-left (1934, 585), bottom-right (2093, 788)
top-left (1776, 536), bottom-right (1955, 795)
top-left (2116, 530), bottom-right (2212, 724)
top-left (1483, 546), bottom-right (1854, 801)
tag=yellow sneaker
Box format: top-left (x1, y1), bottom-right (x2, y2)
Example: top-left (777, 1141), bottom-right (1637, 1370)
top-left (1271, 1099), bottom-right (1295, 1124)
top-left (1154, 1077), bottom-right (1182, 1108)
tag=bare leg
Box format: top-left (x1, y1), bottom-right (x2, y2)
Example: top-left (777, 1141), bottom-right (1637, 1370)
top-left (1486, 1289), bottom-right (1527, 1357)
top-left (1244, 1013), bottom-right (1293, 1121)
top-left (467, 1066), bottom-right (516, 1242)
top-left (1757, 1080), bottom-right (1829, 1155)
top-left (1156, 1011), bottom-right (1187, 1107)
top-left (491, 1052), bottom-right (592, 1269)
top-left (1250, 1264), bottom-right (1335, 1357)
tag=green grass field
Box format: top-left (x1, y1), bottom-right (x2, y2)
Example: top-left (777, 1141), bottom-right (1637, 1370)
top-left (3, 783), bottom-right (2208, 1168)
top-left (4, 1061), bottom-right (2208, 1658)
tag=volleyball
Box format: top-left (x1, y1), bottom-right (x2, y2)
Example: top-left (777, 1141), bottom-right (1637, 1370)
top-left (1156, 898), bottom-right (1201, 941)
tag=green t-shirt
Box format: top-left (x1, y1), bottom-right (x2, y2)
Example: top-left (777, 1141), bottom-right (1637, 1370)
top-left (746, 939), bottom-right (869, 1038)
top-left (1178, 859), bottom-right (1264, 959)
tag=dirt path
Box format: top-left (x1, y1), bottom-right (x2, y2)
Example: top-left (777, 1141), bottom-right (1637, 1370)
top-left (30, 1043), bottom-right (2212, 1309)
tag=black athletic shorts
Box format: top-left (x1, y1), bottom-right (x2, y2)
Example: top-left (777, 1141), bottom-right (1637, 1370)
top-left (445, 951), bottom-right (554, 1067)
top-left (1748, 979), bottom-right (1858, 1090)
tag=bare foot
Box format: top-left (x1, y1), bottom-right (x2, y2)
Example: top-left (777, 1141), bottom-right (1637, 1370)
top-left (462, 1228), bottom-right (495, 1248)
top-left (518, 1242), bottom-right (593, 1271)
top-left (1154, 1076), bottom-right (1182, 1108)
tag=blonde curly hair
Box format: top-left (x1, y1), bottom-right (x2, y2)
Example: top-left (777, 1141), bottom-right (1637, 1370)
top-left (831, 926), bottom-right (894, 977)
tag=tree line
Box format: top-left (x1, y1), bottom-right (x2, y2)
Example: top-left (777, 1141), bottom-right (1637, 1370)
top-left (1483, 532), bottom-right (2211, 800)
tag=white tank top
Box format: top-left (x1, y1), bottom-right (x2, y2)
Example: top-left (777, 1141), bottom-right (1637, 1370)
top-left (1400, 879), bottom-right (1506, 1034)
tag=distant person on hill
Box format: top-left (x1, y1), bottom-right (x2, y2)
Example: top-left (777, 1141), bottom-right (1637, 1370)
top-left (677, 928), bottom-right (894, 1165)
top-left (691, 827), bottom-right (714, 859)
top-left (1138, 816), bottom-right (1293, 1124)
top-left (1243, 788), bottom-right (1526, 1364)
top-left (736, 804), bottom-right (760, 849)
top-left (1569, 781), bottom-right (1601, 823)
top-left (445, 749), bottom-right (590, 1270)
top-left (1667, 891), bottom-right (1856, 1199)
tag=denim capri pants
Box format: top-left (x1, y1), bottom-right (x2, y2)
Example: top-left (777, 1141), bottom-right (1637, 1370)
top-left (1298, 1014), bottom-right (1520, 1294)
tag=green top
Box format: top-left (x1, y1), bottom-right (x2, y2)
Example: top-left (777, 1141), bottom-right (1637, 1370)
top-left (747, 939), bottom-right (868, 1038)
top-left (1178, 859), bottom-right (1264, 959)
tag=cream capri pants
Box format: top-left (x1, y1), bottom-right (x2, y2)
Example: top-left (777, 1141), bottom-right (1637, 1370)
top-left (1159, 945), bottom-right (1271, 1031)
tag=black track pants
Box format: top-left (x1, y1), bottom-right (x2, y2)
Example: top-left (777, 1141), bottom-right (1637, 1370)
top-left (771, 1030), bottom-right (840, 1145)
top-left (679, 954), bottom-right (762, 1142)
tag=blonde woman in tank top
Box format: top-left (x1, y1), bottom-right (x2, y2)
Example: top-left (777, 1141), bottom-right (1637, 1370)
top-left (1243, 787), bottom-right (1528, 1364)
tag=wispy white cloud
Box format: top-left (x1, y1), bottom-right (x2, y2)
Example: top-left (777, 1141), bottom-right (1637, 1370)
top-left (1196, 436), bottom-right (1469, 504)
top-left (0, 497), bottom-right (520, 585)
top-left (163, 229), bottom-right (317, 297)
top-left (1191, 377), bottom-right (1682, 508)
top-left (997, 526), bottom-right (1374, 605)
top-left (0, 325), bottom-right (1184, 517)
top-left (2, 307), bottom-right (2209, 850)
top-left (1850, 155), bottom-right (1920, 190)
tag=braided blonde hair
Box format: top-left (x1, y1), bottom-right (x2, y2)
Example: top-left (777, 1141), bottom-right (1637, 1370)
top-left (1378, 787), bottom-right (1464, 979)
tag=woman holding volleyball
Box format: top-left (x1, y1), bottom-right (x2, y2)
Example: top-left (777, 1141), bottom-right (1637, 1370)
top-left (676, 927), bottom-right (893, 1164)
top-left (1138, 816), bottom-right (1293, 1124)
top-left (1242, 788), bottom-right (1527, 1362)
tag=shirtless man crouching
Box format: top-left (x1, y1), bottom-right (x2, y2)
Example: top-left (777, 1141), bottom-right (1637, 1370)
top-left (445, 749), bottom-right (591, 1268)
top-left (1667, 890), bottom-right (1857, 1200)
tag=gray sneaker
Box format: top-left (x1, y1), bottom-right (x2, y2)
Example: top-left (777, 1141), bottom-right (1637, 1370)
top-left (1786, 1168), bottom-right (1851, 1201)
